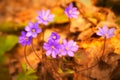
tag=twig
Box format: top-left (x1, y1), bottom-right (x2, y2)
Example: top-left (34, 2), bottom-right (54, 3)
top-left (76, 63), bottom-right (98, 73)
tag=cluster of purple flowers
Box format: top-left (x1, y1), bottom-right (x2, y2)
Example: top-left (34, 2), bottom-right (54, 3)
top-left (18, 22), bottom-right (41, 46)
top-left (18, 3), bottom-right (116, 59)
top-left (18, 10), bottom-right (54, 46)
top-left (18, 3), bottom-right (80, 45)
top-left (18, 3), bottom-right (80, 46)
top-left (18, 4), bottom-right (79, 58)
top-left (43, 32), bottom-right (79, 58)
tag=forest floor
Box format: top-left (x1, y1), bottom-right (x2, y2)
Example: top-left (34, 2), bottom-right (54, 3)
top-left (0, 0), bottom-right (120, 80)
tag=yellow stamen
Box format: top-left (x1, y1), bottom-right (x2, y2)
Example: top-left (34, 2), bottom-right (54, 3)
top-left (25, 37), bottom-right (28, 41)
top-left (32, 29), bottom-right (36, 32)
top-left (66, 47), bottom-right (69, 51)
top-left (105, 34), bottom-right (108, 37)
top-left (69, 10), bottom-right (72, 14)
top-left (43, 17), bottom-right (47, 20)
top-left (53, 36), bottom-right (56, 39)
top-left (52, 46), bottom-right (55, 49)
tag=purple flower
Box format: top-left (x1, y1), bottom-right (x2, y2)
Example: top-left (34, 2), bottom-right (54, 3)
top-left (60, 39), bottom-right (78, 57)
top-left (43, 40), bottom-right (61, 58)
top-left (18, 31), bottom-right (32, 46)
top-left (25, 22), bottom-right (42, 38)
top-left (36, 9), bottom-right (55, 25)
top-left (96, 25), bottom-right (116, 38)
top-left (65, 3), bottom-right (79, 18)
top-left (48, 32), bottom-right (60, 41)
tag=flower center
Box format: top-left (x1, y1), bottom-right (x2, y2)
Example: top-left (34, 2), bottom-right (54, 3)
top-left (59, 49), bottom-right (62, 53)
top-left (69, 10), bottom-right (72, 14)
top-left (66, 47), bottom-right (69, 51)
top-left (51, 46), bottom-right (55, 49)
top-left (105, 34), bottom-right (108, 37)
top-left (53, 36), bottom-right (56, 39)
top-left (32, 28), bottom-right (36, 32)
top-left (43, 17), bottom-right (47, 20)
top-left (25, 37), bottom-right (28, 41)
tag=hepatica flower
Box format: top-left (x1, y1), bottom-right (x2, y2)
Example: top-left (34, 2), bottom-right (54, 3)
top-left (96, 25), bottom-right (115, 38)
top-left (65, 3), bottom-right (79, 18)
top-left (43, 32), bottom-right (79, 58)
top-left (48, 32), bottom-right (60, 41)
top-left (18, 31), bottom-right (32, 46)
top-left (25, 22), bottom-right (42, 38)
top-left (43, 40), bottom-right (61, 58)
top-left (61, 39), bottom-right (78, 57)
top-left (36, 9), bottom-right (55, 25)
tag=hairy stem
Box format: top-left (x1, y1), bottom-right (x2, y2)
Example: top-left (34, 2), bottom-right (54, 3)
top-left (31, 41), bottom-right (41, 60)
top-left (24, 45), bottom-right (33, 69)
top-left (101, 37), bottom-right (106, 59)
top-left (42, 30), bottom-right (45, 42)
top-left (68, 18), bottom-right (71, 33)
top-left (41, 28), bottom-right (45, 53)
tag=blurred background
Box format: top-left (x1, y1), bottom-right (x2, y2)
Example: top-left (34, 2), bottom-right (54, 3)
top-left (0, 0), bottom-right (120, 80)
